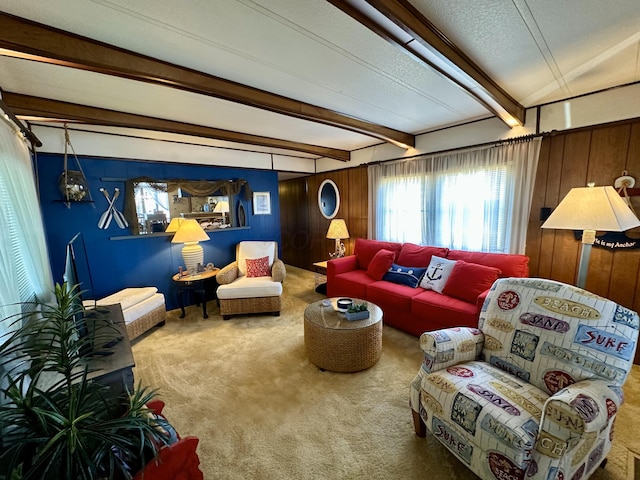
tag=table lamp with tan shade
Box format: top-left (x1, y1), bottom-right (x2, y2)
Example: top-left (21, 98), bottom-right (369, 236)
top-left (327, 219), bottom-right (349, 259)
top-left (541, 184), bottom-right (640, 288)
top-left (213, 200), bottom-right (229, 225)
top-left (171, 218), bottom-right (210, 273)
top-left (165, 217), bottom-right (185, 233)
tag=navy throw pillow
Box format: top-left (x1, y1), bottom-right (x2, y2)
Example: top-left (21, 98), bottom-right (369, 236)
top-left (382, 263), bottom-right (427, 288)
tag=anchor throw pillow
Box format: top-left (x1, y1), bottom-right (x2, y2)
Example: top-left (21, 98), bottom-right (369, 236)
top-left (419, 255), bottom-right (457, 293)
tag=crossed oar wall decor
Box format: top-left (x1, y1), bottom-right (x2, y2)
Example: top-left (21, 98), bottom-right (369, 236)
top-left (98, 188), bottom-right (129, 230)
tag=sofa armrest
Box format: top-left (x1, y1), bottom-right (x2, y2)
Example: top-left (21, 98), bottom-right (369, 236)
top-left (327, 255), bottom-right (357, 276)
top-left (476, 288), bottom-right (491, 311)
top-left (419, 327), bottom-right (484, 373)
top-left (216, 261), bottom-right (239, 285)
top-left (533, 379), bottom-right (622, 471)
top-left (271, 258), bottom-right (286, 283)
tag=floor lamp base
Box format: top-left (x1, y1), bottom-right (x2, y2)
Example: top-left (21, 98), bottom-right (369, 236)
top-left (576, 238), bottom-right (594, 289)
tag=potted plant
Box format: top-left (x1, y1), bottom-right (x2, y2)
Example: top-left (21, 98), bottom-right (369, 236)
top-left (345, 302), bottom-right (370, 321)
top-left (0, 283), bottom-right (170, 480)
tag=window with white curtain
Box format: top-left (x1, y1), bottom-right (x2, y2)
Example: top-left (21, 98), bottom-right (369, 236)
top-left (0, 116), bottom-right (53, 338)
top-left (368, 139), bottom-right (541, 254)
top-left (434, 164), bottom-right (511, 252)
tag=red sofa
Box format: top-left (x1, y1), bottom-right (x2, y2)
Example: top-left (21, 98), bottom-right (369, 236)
top-left (326, 239), bottom-right (529, 336)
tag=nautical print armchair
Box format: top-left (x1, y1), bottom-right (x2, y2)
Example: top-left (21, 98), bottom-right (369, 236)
top-left (410, 277), bottom-right (638, 480)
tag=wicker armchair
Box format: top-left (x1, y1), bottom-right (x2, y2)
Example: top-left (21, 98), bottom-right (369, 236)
top-left (216, 241), bottom-right (286, 320)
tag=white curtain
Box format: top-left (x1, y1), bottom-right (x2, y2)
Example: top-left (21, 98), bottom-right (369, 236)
top-left (0, 115), bottom-right (54, 338)
top-left (368, 138), bottom-right (541, 254)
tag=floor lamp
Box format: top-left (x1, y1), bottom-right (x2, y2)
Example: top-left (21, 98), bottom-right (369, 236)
top-left (541, 185), bottom-right (640, 288)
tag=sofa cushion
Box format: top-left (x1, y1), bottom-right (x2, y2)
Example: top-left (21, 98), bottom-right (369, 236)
top-left (367, 249), bottom-right (395, 280)
top-left (354, 238), bottom-right (402, 269)
top-left (443, 260), bottom-right (501, 303)
top-left (95, 287), bottom-right (158, 311)
top-left (330, 270), bottom-right (377, 299)
top-left (446, 250), bottom-right (529, 278)
top-left (367, 280), bottom-right (424, 312)
top-left (411, 290), bottom-right (479, 329)
top-left (217, 276), bottom-right (283, 299)
top-left (419, 256), bottom-right (456, 293)
top-left (397, 243), bottom-right (449, 268)
top-left (383, 263), bottom-right (427, 288)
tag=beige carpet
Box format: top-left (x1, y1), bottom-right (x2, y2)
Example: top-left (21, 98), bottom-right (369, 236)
top-left (131, 266), bottom-right (640, 480)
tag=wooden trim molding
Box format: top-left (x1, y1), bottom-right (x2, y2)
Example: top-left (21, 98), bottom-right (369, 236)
top-left (4, 92), bottom-right (350, 161)
top-left (0, 12), bottom-right (414, 150)
top-left (328, 0), bottom-right (525, 127)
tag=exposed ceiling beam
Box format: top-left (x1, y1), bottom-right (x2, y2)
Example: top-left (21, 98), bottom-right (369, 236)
top-left (0, 12), bottom-right (414, 149)
top-left (3, 92), bottom-right (351, 161)
top-left (328, 0), bottom-right (526, 127)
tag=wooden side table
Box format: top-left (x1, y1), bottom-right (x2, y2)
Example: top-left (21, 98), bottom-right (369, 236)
top-left (313, 260), bottom-right (328, 294)
top-left (172, 268), bottom-right (220, 319)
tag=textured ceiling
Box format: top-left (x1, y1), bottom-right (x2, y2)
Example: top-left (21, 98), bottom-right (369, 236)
top-left (0, 0), bottom-right (638, 165)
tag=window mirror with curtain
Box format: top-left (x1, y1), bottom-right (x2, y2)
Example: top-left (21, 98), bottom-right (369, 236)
top-left (124, 177), bottom-right (252, 235)
top-left (368, 138), bottom-right (541, 254)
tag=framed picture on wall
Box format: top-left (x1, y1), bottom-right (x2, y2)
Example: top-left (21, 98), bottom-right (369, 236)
top-left (253, 191), bottom-right (271, 215)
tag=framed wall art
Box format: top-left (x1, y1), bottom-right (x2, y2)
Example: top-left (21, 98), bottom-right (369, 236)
top-left (253, 191), bottom-right (271, 215)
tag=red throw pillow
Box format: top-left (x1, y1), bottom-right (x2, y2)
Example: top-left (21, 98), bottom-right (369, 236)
top-left (397, 243), bottom-right (449, 268)
top-left (354, 238), bottom-right (402, 269)
top-left (246, 256), bottom-right (271, 277)
top-left (442, 260), bottom-right (501, 303)
top-left (366, 249), bottom-right (395, 280)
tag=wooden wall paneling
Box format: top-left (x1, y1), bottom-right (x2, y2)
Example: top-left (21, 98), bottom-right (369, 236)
top-left (281, 167), bottom-right (369, 269)
top-left (345, 166), bottom-right (368, 254)
top-left (279, 177), bottom-right (310, 269)
top-left (536, 135), bottom-right (566, 279)
top-left (550, 131), bottom-right (592, 285)
top-left (307, 174), bottom-right (325, 265)
top-left (625, 122), bottom-right (640, 313)
top-left (525, 136), bottom-right (551, 277)
top-left (608, 250), bottom-right (640, 309)
top-left (333, 169), bottom-right (352, 255)
top-left (584, 125), bottom-right (631, 295)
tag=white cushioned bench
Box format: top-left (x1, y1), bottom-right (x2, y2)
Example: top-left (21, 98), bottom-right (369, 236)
top-left (92, 287), bottom-right (166, 340)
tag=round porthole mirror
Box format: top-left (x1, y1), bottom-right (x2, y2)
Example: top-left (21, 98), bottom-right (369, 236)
top-left (318, 179), bottom-right (340, 219)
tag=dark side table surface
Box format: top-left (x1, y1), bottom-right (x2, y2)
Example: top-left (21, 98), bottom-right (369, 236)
top-left (172, 268), bottom-right (220, 319)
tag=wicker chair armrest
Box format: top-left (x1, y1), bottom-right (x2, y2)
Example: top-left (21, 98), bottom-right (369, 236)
top-left (271, 258), bottom-right (286, 283)
top-left (216, 262), bottom-right (239, 285)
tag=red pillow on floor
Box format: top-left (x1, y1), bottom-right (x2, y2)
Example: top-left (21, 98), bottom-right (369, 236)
top-left (367, 249), bottom-right (395, 280)
top-left (442, 260), bottom-right (501, 303)
top-left (246, 256), bottom-right (271, 277)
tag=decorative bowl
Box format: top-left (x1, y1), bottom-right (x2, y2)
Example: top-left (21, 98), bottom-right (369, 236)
top-left (336, 298), bottom-right (353, 312)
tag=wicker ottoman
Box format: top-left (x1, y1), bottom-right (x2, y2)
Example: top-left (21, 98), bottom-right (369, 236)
top-left (304, 298), bottom-right (383, 373)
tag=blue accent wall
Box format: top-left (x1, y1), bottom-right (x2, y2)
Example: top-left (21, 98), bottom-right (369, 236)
top-left (36, 154), bottom-right (281, 311)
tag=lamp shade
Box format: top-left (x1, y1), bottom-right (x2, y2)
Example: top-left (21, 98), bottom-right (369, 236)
top-left (170, 218), bottom-right (210, 273)
top-left (213, 201), bottom-right (229, 213)
top-left (326, 219), bottom-right (349, 239)
top-left (165, 217), bottom-right (185, 233)
top-left (171, 219), bottom-right (210, 244)
top-left (541, 186), bottom-right (640, 232)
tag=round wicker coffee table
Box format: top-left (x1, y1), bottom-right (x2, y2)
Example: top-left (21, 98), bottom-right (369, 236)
top-left (304, 298), bottom-right (383, 373)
